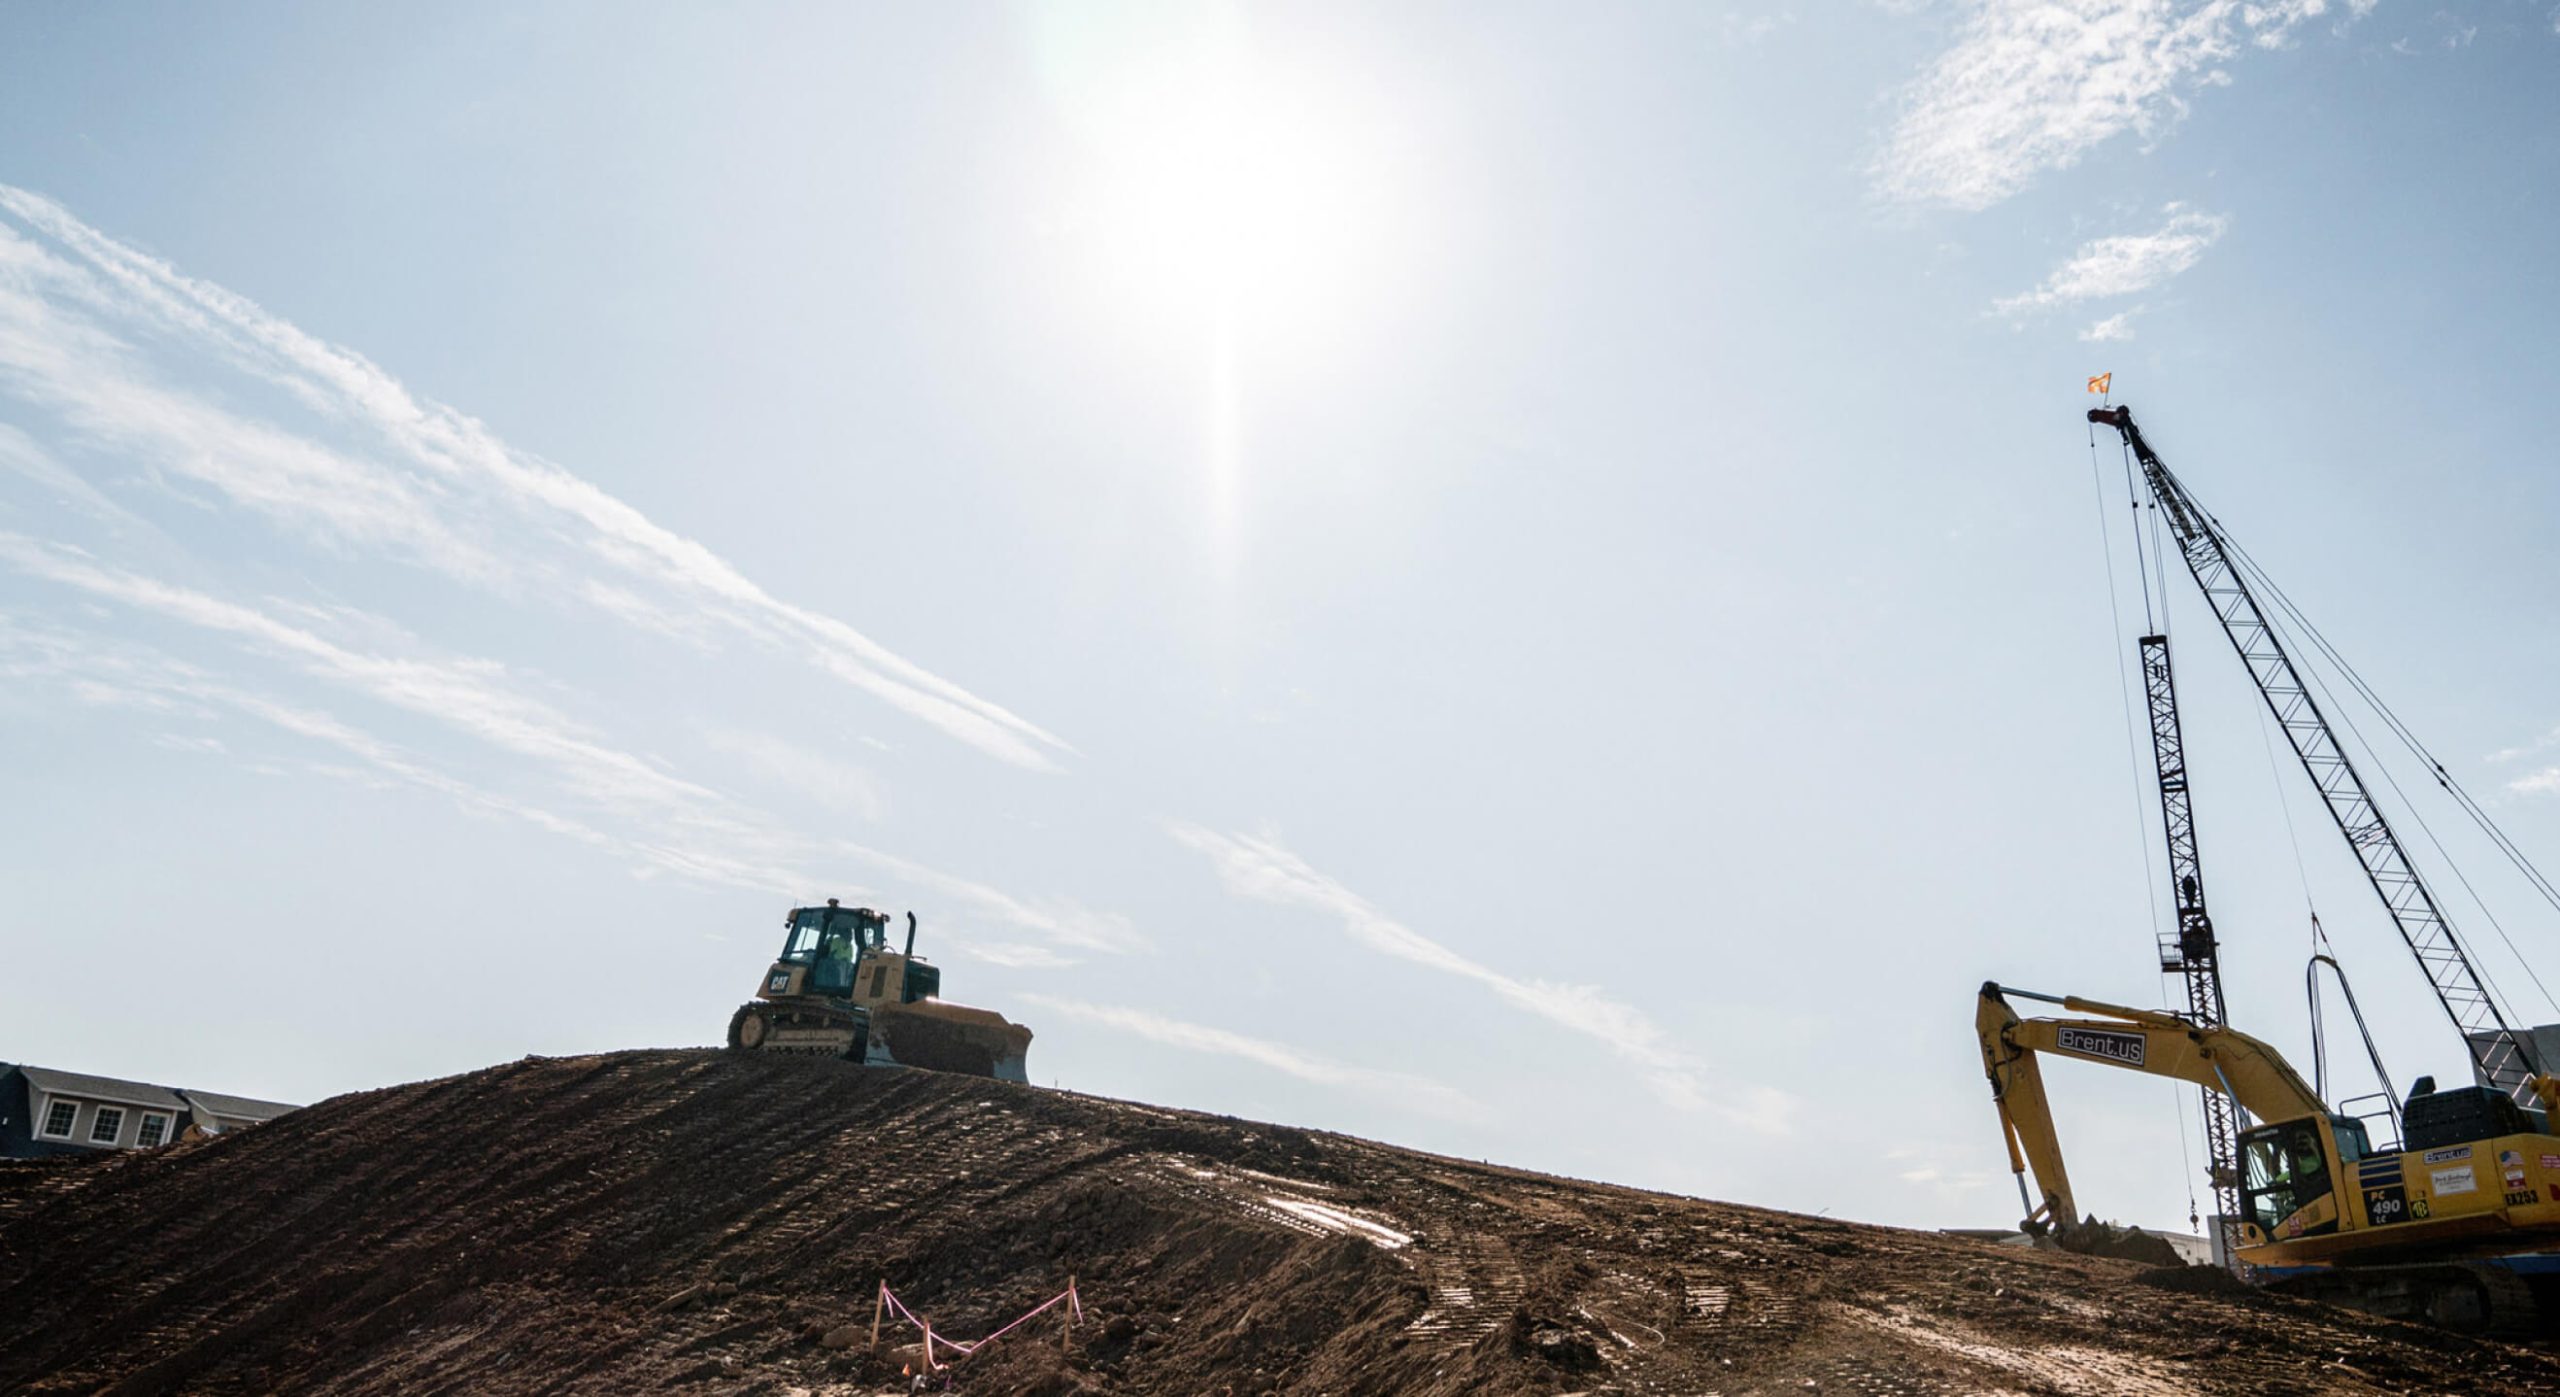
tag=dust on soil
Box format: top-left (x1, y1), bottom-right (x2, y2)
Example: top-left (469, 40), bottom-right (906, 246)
top-left (2, 1050), bottom-right (2553, 1395)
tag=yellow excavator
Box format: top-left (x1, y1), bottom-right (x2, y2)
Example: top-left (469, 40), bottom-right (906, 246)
top-left (726, 900), bottom-right (1033, 1081)
top-left (1978, 981), bottom-right (2560, 1331)
top-left (2004, 403), bottom-right (2560, 1329)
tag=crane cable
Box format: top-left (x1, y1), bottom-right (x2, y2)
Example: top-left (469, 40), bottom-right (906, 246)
top-left (2201, 521), bottom-right (2560, 1013)
top-left (2219, 525), bottom-right (2560, 926)
top-left (2092, 422), bottom-right (2205, 1233)
top-left (2201, 527), bottom-right (2560, 1018)
top-left (2147, 457), bottom-right (2173, 637)
top-left (2090, 424), bottom-right (2171, 969)
top-left (2119, 439), bottom-right (2162, 636)
top-left (2172, 1079), bottom-right (2201, 1233)
top-left (2247, 674), bottom-right (2352, 1099)
top-left (2294, 643), bottom-right (2558, 1024)
top-left (2252, 675), bottom-right (2322, 923)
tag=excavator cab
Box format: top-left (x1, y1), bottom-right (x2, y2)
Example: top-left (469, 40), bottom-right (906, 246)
top-left (2238, 1116), bottom-right (2364, 1243)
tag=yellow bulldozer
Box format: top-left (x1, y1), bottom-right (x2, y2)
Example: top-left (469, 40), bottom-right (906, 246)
top-left (726, 899), bottom-right (1033, 1081)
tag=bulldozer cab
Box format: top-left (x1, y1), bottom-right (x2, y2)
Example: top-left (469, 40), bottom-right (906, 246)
top-left (780, 904), bottom-right (887, 999)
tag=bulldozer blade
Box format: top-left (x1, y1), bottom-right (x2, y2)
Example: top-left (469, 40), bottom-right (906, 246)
top-left (871, 1001), bottom-right (1033, 1082)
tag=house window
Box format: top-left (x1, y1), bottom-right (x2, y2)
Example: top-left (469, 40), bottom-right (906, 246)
top-left (40, 1100), bottom-right (76, 1139)
top-left (137, 1112), bottom-right (172, 1148)
top-left (89, 1106), bottom-right (126, 1144)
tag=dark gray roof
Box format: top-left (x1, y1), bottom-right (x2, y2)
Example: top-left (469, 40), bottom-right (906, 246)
top-left (181, 1089), bottom-right (297, 1122)
top-left (20, 1067), bottom-right (188, 1112)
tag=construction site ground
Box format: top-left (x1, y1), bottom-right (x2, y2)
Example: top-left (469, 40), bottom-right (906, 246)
top-left (3, 1050), bottom-right (2554, 1395)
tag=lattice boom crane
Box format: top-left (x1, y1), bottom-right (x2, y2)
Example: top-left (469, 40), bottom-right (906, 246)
top-left (2088, 405), bottom-right (2542, 1103)
top-left (2132, 629), bottom-right (2245, 1255)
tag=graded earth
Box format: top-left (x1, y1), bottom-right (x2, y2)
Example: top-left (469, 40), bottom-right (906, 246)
top-left (3, 1051), bottom-right (2553, 1395)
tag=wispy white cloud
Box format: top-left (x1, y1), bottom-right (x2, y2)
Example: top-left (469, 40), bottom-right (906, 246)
top-left (858, 844), bottom-right (1149, 955)
top-left (0, 612), bottom-right (639, 864)
top-left (1996, 205), bottom-right (2227, 314)
top-left (963, 942), bottom-right (1081, 970)
top-left (1165, 822), bottom-right (1797, 1130)
top-left (0, 421), bottom-right (161, 537)
top-left (150, 731), bottom-right (229, 755)
top-left (708, 728), bottom-right (890, 822)
top-left (0, 184), bottom-right (1068, 771)
top-left (2490, 726), bottom-right (2560, 766)
top-left (0, 532), bottom-right (732, 822)
top-left (1884, 1143), bottom-right (2000, 1198)
top-left (578, 579), bottom-right (719, 649)
top-left (1718, 10), bottom-right (1795, 46)
top-left (1022, 993), bottom-right (1486, 1122)
top-left (2080, 308), bottom-right (2140, 341)
top-left (0, 550), bottom-right (1136, 952)
top-left (1878, 1), bottom-right (2378, 211)
top-left (2513, 768), bottom-right (2560, 797)
top-left (0, 234), bottom-right (512, 582)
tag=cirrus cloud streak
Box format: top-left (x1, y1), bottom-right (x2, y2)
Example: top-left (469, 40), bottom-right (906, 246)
top-left (1165, 821), bottom-right (1797, 1132)
top-left (0, 184), bottom-right (1067, 771)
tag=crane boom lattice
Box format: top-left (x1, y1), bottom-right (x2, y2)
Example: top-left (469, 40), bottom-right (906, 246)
top-left (2090, 405), bottom-right (2541, 1104)
top-left (2137, 632), bottom-right (2246, 1256)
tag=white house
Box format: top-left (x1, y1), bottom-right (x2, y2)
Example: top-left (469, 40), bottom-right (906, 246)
top-left (0, 1063), bottom-right (297, 1159)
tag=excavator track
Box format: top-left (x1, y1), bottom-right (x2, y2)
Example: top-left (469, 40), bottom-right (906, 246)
top-left (2263, 1260), bottom-right (2543, 1336)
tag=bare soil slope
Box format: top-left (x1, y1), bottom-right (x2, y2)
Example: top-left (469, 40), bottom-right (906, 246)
top-left (1, 1050), bottom-right (2551, 1395)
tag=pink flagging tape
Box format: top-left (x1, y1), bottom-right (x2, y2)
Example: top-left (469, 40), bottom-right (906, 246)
top-left (957, 1287), bottom-right (1071, 1351)
top-left (876, 1282), bottom-right (1082, 1369)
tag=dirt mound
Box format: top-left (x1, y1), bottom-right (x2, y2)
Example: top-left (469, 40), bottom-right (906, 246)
top-left (2057, 1218), bottom-right (2191, 1268)
top-left (2138, 1264), bottom-right (2261, 1299)
top-left (1, 1050), bottom-right (2553, 1394)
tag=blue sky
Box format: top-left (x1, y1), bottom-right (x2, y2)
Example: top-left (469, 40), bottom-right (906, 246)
top-left (5, 2), bottom-right (2559, 1234)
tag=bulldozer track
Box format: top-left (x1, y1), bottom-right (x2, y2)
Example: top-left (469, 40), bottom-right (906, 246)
top-left (1401, 1232), bottom-right (1528, 1343)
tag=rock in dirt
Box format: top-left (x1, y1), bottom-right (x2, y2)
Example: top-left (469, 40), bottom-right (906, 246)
top-left (1508, 1308), bottom-right (1602, 1371)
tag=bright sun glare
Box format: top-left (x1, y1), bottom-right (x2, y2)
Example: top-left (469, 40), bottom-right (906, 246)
top-left (1033, 7), bottom-right (1423, 570)
top-left (1051, 11), bottom-right (1400, 341)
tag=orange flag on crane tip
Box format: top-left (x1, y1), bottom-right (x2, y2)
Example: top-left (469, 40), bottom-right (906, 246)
top-left (2086, 372), bottom-right (2112, 395)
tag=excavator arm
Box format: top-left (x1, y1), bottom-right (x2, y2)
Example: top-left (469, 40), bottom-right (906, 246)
top-left (1977, 981), bottom-right (2329, 1232)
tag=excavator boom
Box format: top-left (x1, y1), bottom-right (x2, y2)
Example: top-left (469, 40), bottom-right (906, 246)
top-left (1977, 982), bottom-right (2326, 1231)
top-left (1978, 978), bottom-right (2560, 1331)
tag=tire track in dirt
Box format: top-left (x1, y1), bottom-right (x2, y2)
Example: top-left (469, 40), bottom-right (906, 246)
top-left (4, 1049), bottom-right (2557, 1395)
